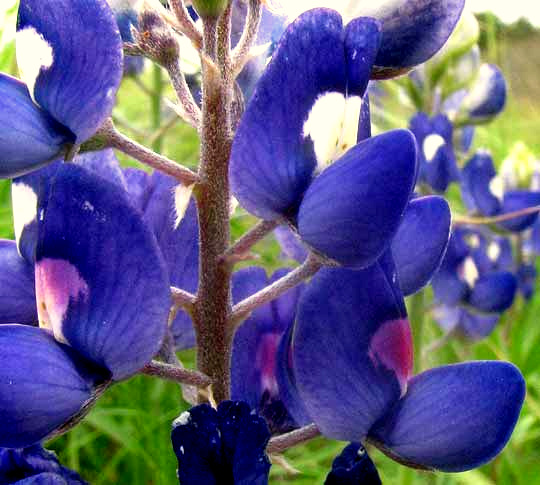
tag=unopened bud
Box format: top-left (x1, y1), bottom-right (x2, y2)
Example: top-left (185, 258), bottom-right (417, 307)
top-left (135, 8), bottom-right (180, 66)
top-left (191, 0), bottom-right (229, 19)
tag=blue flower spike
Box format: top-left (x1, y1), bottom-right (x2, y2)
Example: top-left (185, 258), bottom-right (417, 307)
top-left (325, 443), bottom-right (382, 485)
top-left (171, 401), bottom-right (271, 485)
top-left (230, 9), bottom-right (417, 268)
top-left (0, 164), bottom-right (170, 447)
top-left (292, 264), bottom-right (525, 472)
top-left (0, 0), bottom-right (123, 178)
top-left (0, 444), bottom-right (87, 484)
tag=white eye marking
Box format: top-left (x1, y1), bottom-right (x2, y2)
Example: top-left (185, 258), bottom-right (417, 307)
top-left (303, 92), bottom-right (362, 172)
top-left (12, 182), bottom-right (38, 253)
top-left (174, 184), bottom-right (194, 229)
top-left (489, 175), bottom-right (505, 201)
top-left (488, 242), bottom-right (501, 262)
top-left (16, 27), bottom-right (54, 104)
top-left (462, 256), bottom-right (479, 288)
top-left (423, 134), bottom-right (445, 162)
top-left (467, 234), bottom-right (480, 249)
top-left (173, 411), bottom-right (191, 427)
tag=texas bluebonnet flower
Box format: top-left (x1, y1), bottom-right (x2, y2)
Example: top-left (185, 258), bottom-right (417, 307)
top-left (171, 401), bottom-right (271, 485)
top-left (0, 163), bottom-right (170, 448)
top-left (461, 150), bottom-right (540, 232)
top-left (0, 0), bottom-right (123, 178)
top-left (231, 267), bottom-right (303, 434)
top-left (276, 195), bottom-right (451, 297)
top-left (325, 443), bottom-right (381, 485)
top-left (276, 0), bottom-right (466, 78)
top-left (230, 9), bottom-right (418, 268)
top-left (516, 264), bottom-right (537, 301)
top-left (0, 444), bottom-right (87, 484)
top-left (431, 228), bottom-right (517, 317)
top-left (282, 259), bottom-right (525, 472)
top-left (409, 113), bottom-right (459, 193)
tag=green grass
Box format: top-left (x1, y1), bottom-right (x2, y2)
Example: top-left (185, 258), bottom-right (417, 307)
top-left (1, 12), bottom-right (540, 483)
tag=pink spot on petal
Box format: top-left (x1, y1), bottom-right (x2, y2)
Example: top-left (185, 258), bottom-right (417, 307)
top-left (368, 319), bottom-right (413, 396)
top-left (35, 258), bottom-right (89, 343)
top-left (256, 333), bottom-right (282, 396)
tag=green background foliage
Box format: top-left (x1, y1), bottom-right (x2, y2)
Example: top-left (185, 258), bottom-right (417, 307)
top-left (1, 3), bottom-right (539, 483)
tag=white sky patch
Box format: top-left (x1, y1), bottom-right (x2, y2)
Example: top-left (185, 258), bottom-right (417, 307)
top-left (12, 182), bottom-right (37, 253)
top-left (488, 241), bottom-right (501, 262)
top-left (16, 27), bottom-right (54, 104)
top-left (462, 257), bottom-right (480, 288)
top-left (174, 184), bottom-right (194, 229)
top-left (423, 134), bottom-right (445, 162)
top-left (303, 92), bottom-right (361, 172)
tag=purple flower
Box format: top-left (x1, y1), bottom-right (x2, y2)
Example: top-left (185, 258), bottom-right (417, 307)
top-left (461, 151), bottom-right (540, 232)
top-left (0, 0), bottom-right (122, 178)
top-left (231, 267), bottom-right (304, 434)
top-left (281, 259), bottom-right (524, 471)
top-left (409, 113), bottom-right (459, 193)
top-left (171, 401), bottom-right (271, 485)
top-left (432, 228), bottom-right (517, 315)
top-left (230, 9), bottom-right (418, 268)
top-left (0, 163), bottom-right (170, 448)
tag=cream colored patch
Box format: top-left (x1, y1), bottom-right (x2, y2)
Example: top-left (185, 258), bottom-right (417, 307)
top-left (174, 184), bottom-right (194, 229)
top-left (467, 234), bottom-right (480, 249)
top-left (12, 182), bottom-right (38, 253)
top-left (16, 27), bottom-right (54, 103)
top-left (487, 242), bottom-right (501, 262)
top-left (462, 257), bottom-right (479, 288)
top-left (173, 411), bottom-right (191, 427)
top-left (422, 134), bottom-right (445, 162)
top-left (303, 92), bottom-right (362, 172)
top-left (463, 64), bottom-right (495, 114)
top-left (489, 176), bottom-right (505, 202)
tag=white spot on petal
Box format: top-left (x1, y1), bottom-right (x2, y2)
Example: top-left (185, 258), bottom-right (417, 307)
top-left (467, 234), bottom-right (480, 249)
top-left (174, 184), bottom-right (194, 229)
top-left (16, 27), bottom-right (54, 104)
top-left (83, 201), bottom-right (95, 212)
top-left (488, 242), bottom-right (501, 262)
top-left (489, 175), bottom-right (505, 202)
top-left (12, 182), bottom-right (38, 253)
top-left (173, 411), bottom-right (191, 427)
top-left (461, 256), bottom-right (479, 288)
top-left (229, 196), bottom-right (239, 216)
top-left (423, 134), bottom-right (445, 163)
top-left (303, 92), bottom-right (362, 172)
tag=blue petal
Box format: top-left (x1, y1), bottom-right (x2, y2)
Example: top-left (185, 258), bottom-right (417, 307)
top-left (35, 164), bottom-right (170, 380)
top-left (357, 94), bottom-right (372, 142)
top-left (0, 325), bottom-right (105, 448)
top-left (0, 74), bottom-right (70, 178)
top-left (392, 196), bottom-right (451, 296)
top-left (325, 443), bottom-right (382, 485)
top-left (142, 172), bottom-right (199, 349)
top-left (274, 225), bottom-right (308, 263)
top-left (461, 152), bottom-right (501, 216)
top-left (469, 271), bottom-right (517, 313)
top-left (17, 0), bottom-right (123, 143)
top-left (517, 264), bottom-right (536, 300)
top-left (122, 167), bottom-right (152, 212)
top-left (0, 445), bottom-right (88, 484)
top-left (459, 309), bottom-right (500, 340)
top-left (499, 190), bottom-right (540, 232)
top-left (293, 265), bottom-right (412, 441)
top-left (344, 18), bottom-right (381, 97)
top-left (217, 401), bottom-right (271, 485)
top-left (369, 362), bottom-right (525, 472)
top-left (76, 149), bottom-right (127, 190)
top-left (230, 9), bottom-right (347, 220)
top-left (465, 64), bottom-right (507, 121)
top-left (0, 240), bottom-right (37, 324)
top-left (373, 0), bottom-right (465, 72)
top-left (432, 270), bottom-right (468, 306)
top-left (298, 130), bottom-right (417, 268)
top-left (172, 404), bottom-right (223, 485)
